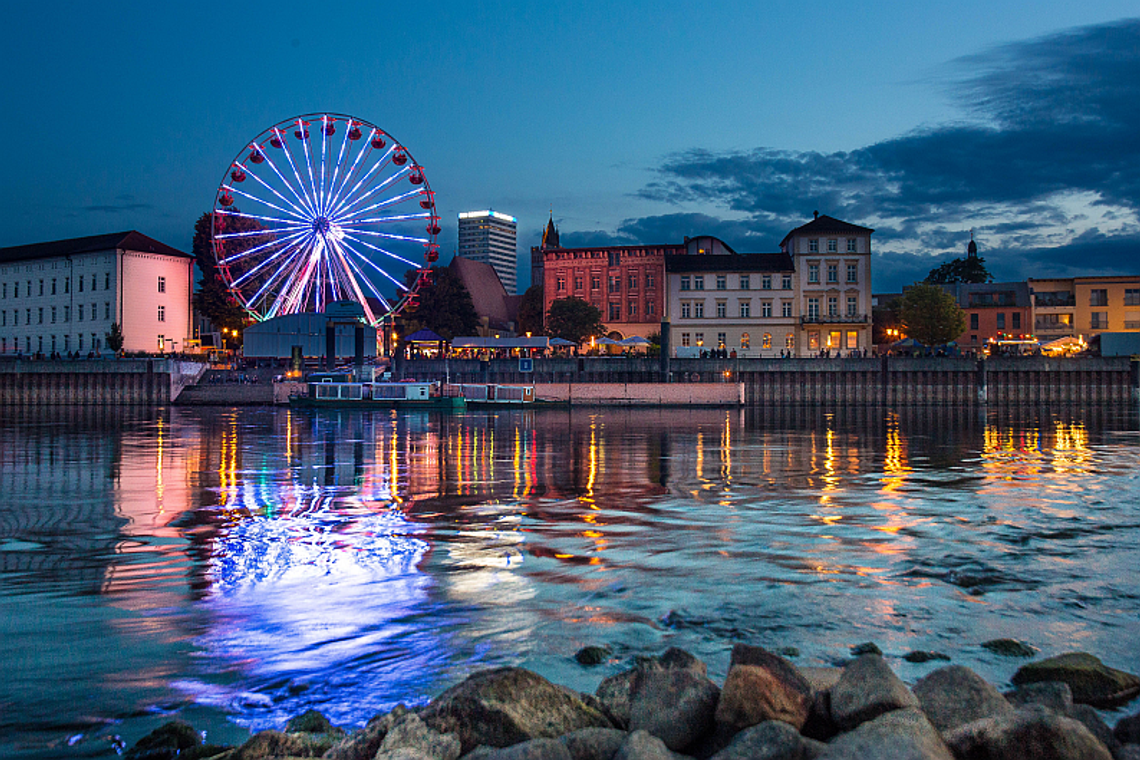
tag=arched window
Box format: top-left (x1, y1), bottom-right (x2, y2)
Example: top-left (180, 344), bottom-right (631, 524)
top-left (762, 333), bottom-right (772, 349)
top-left (741, 332), bottom-right (750, 349)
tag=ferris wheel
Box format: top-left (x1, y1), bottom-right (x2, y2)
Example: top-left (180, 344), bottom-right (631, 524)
top-left (211, 113), bottom-right (440, 325)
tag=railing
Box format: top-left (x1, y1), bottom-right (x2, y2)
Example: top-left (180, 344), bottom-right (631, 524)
top-left (800, 314), bottom-right (868, 324)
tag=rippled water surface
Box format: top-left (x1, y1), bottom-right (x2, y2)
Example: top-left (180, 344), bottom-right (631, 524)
top-left (2, 405), bottom-right (1139, 757)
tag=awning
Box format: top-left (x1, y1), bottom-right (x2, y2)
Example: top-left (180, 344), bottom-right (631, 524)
top-left (404, 328), bottom-right (445, 342)
top-left (451, 336), bottom-right (551, 349)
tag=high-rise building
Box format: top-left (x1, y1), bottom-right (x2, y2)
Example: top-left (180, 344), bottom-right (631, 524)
top-left (458, 210), bottom-right (518, 294)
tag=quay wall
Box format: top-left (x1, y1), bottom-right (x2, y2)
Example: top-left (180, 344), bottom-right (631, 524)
top-left (0, 359), bottom-right (206, 406)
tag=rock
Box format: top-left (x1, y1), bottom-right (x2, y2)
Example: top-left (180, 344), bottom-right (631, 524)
top-left (478, 738), bottom-right (573, 760)
top-left (1115, 710), bottom-right (1140, 745)
top-left (596, 648), bottom-right (709, 730)
top-left (903, 651), bottom-right (951, 664)
top-left (798, 668), bottom-right (842, 693)
top-left (714, 644), bottom-right (814, 732)
top-left (912, 665), bottom-right (1014, 733)
top-left (1119, 747), bottom-right (1140, 760)
top-left (1006, 682), bottom-right (1075, 714)
top-left (778, 648), bottom-right (801, 658)
top-left (982, 639), bottom-right (1037, 657)
top-left (1012, 653), bottom-right (1140, 707)
top-left (629, 665), bottom-right (720, 751)
top-left (285, 709), bottom-right (344, 736)
top-left (613, 730), bottom-right (685, 760)
top-left (1064, 704), bottom-right (1121, 758)
top-left (818, 708), bottom-right (952, 760)
top-left (378, 713), bottom-right (462, 760)
top-left (559, 728), bottom-right (628, 760)
top-left (850, 642), bottom-right (882, 656)
top-left (125, 720), bottom-right (203, 760)
top-left (709, 720), bottom-right (826, 760)
top-left (421, 667), bottom-right (613, 753)
top-left (801, 690), bottom-right (838, 743)
top-left (829, 655), bottom-right (919, 731)
top-left (229, 729), bottom-right (319, 759)
top-left (577, 647), bottom-right (613, 666)
top-left (326, 705), bottom-right (412, 760)
top-left (944, 705), bottom-right (1113, 760)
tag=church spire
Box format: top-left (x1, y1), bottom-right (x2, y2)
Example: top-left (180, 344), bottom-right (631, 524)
top-left (541, 211), bottom-right (560, 249)
top-left (967, 229), bottom-right (978, 258)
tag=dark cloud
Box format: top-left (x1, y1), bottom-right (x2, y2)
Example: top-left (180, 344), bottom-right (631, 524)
top-left (83, 200), bottom-right (154, 213)
top-left (574, 18), bottom-right (1140, 290)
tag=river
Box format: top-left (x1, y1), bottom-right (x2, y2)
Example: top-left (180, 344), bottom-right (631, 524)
top-left (1, 404), bottom-right (1138, 757)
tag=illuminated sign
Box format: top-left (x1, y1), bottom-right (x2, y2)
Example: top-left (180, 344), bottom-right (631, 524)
top-left (458, 210), bottom-right (517, 223)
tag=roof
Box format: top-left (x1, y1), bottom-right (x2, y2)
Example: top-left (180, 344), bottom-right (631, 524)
top-left (449, 256), bottom-right (517, 328)
top-left (664, 253), bottom-right (793, 273)
top-left (779, 215), bottom-right (874, 247)
top-left (541, 215), bottom-right (560, 249)
top-left (0, 230), bottom-right (191, 265)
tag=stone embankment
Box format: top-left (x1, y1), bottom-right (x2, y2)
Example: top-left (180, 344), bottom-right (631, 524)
top-left (127, 646), bottom-right (1140, 760)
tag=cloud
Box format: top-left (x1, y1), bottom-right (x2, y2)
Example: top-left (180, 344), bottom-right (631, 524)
top-left (83, 199), bottom-right (154, 214)
top-left (574, 18), bottom-right (1140, 292)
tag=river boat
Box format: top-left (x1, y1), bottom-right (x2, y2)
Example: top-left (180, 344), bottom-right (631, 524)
top-left (290, 379), bottom-right (466, 410)
top-left (449, 383), bottom-right (535, 405)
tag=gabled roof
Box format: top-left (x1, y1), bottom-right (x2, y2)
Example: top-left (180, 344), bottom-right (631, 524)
top-left (664, 253), bottom-right (793, 273)
top-left (779, 215), bottom-right (874, 247)
top-left (449, 256), bottom-right (517, 328)
top-left (0, 230), bottom-right (191, 264)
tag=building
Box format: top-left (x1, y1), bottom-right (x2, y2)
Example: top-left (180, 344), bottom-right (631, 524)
top-left (449, 256), bottom-right (522, 336)
top-left (1030, 276), bottom-right (1140, 340)
top-left (458, 210), bottom-right (518, 295)
top-left (242, 302), bottom-right (378, 359)
top-left (941, 281), bottom-right (1033, 352)
top-left (0, 231), bottom-right (193, 356)
top-left (530, 214), bottom-right (560, 291)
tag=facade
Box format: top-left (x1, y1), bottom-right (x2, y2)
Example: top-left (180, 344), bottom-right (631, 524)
top-left (0, 231), bottom-right (193, 356)
top-left (243, 311), bottom-right (377, 359)
top-left (458, 210), bottom-right (518, 294)
top-left (449, 256), bottom-right (521, 336)
top-left (941, 282), bottom-right (1033, 352)
top-left (1030, 276), bottom-right (1140, 339)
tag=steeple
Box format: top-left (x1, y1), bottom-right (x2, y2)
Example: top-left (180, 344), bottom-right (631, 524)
top-left (967, 229), bottom-right (978, 259)
top-left (541, 211), bottom-right (560, 249)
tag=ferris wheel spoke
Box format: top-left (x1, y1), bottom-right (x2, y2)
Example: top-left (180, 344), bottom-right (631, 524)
top-left (216, 207), bottom-right (304, 228)
top-left (223, 184), bottom-right (308, 222)
top-left (327, 129), bottom-right (392, 216)
top-left (339, 211), bottom-right (432, 227)
top-left (240, 159), bottom-right (314, 220)
top-left (230, 233), bottom-right (310, 288)
top-left (339, 232), bottom-right (421, 278)
top-left (333, 188), bottom-right (427, 223)
top-left (298, 119), bottom-right (321, 213)
top-left (275, 130), bottom-right (319, 217)
top-left (318, 116), bottom-right (331, 216)
top-left (351, 229), bottom-right (430, 245)
top-left (325, 122), bottom-right (353, 218)
top-left (218, 229), bottom-right (308, 265)
top-left (328, 143), bottom-right (399, 218)
top-left (331, 164), bottom-right (410, 220)
top-left (329, 239), bottom-right (381, 324)
top-left (264, 240), bottom-right (318, 318)
top-left (215, 224), bottom-right (305, 241)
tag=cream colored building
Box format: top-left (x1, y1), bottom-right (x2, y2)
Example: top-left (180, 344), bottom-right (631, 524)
top-left (0, 231), bottom-right (193, 355)
top-left (1029, 276), bottom-right (1140, 339)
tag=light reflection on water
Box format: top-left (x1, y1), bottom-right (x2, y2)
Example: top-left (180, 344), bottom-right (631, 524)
top-left (0, 405), bottom-right (1138, 757)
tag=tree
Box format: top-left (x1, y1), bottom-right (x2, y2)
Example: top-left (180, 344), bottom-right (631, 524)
top-left (925, 255), bottom-right (993, 284)
top-left (105, 323), bottom-right (124, 353)
top-left (517, 284), bottom-right (545, 335)
top-left (400, 266), bottom-right (479, 340)
top-left (546, 297), bottom-right (606, 344)
top-left (897, 283), bottom-right (967, 347)
top-left (191, 211), bottom-right (258, 334)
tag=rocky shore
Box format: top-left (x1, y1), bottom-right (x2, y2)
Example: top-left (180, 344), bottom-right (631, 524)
top-left (126, 645), bottom-right (1140, 760)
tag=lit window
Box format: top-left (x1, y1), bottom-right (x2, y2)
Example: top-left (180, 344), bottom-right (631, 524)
top-left (741, 332), bottom-right (750, 349)
top-left (762, 333), bottom-right (772, 349)
top-left (717, 332), bottom-right (726, 348)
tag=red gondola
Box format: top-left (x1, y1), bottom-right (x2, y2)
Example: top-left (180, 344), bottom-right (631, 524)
top-left (392, 151), bottom-right (408, 166)
top-left (294, 127), bottom-right (309, 140)
top-left (219, 192), bottom-right (234, 207)
top-left (270, 134), bottom-right (284, 149)
top-left (409, 170), bottom-right (424, 185)
top-left (231, 168), bottom-right (246, 183)
top-left (425, 250), bottom-right (439, 262)
top-left (322, 121), bottom-right (336, 136)
top-left (249, 148), bottom-right (264, 164)
top-left (371, 135), bottom-right (386, 150)
top-left (427, 223), bottom-right (441, 235)
top-left (348, 126), bottom-right (362, 140)
top-left (419, 198), bottom-right (433, 209)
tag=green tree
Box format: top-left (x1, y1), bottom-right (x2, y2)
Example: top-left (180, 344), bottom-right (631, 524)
top-left (897, 283), bottom-right (967, 347)
top-left (400, 266), bottom-right (479, 340)
top-left (192, 211), bottom-right (258, 335)
top-left (517, 284), bottom-right (544, 335)
top-left (105, 323), bottom-right (124, 353)
top-left (546, 297), bottom-right (606, 344)
top-left (925, 255), bottom-right (993, 284)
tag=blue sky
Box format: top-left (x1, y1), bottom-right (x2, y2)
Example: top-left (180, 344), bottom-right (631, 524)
top-left (2, 1), bottom-right (1138, 293)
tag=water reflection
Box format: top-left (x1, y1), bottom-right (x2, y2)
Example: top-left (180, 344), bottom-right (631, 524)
top-left (0, 404), bottom-right (1138, 756)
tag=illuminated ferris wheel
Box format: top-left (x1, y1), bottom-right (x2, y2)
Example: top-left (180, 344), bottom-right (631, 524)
top-left (211, 113), bottom-right (440, 325)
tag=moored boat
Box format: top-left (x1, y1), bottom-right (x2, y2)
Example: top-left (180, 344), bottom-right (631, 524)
top-left (290, 379), bottom-right (466, 409)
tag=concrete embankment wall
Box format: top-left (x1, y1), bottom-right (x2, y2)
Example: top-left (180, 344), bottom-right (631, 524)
top-left (0, 359), bottom-right (206, 405)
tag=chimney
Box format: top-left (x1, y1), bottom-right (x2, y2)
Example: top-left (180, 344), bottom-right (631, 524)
top-left (813, 210), bottom-right (819, 220)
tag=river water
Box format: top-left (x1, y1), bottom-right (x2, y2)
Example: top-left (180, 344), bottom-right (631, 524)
top-left (1, 404), bottom-right (1138, 757)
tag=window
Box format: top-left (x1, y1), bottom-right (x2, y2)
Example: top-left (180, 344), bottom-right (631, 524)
top-left (809, 239), bottom-right (819, 253)
top-left (680, 276), bottom-right (691, 291)
top-left (828, 297), bottom-right (838, 317)
top-left (970, 313), bottom-right (979, 329)
top-left (808, 331), bottom-right (820, 350)
top-left (782, 275), bottom-right (791, 290)
top-left (1091, 312), bottom-right (1108, 329)
top-left (608, 250), bottom-right (620, 267)
top-left (785, 334), bottom-right (795, 350)
top-left (646, 272), bottom-right (655, 288)
top-left (51, 278), bottom-right (56, 295)
top-left (1125, 289), bottom-right (1140, 306)
top-left (681, 302), bottom-right (691, 319)
top-left (847, 263), bottom-right (858, 283)
top-left (13, 310), bottom-right (18, 326)
top-left (695, 333), bottom-right (704, 347)
top-left (51, 306), bottom-right (56, 324)
top-left (609, 275), bottom-right (620, 293)
top-left (158, 276), bottom-right (166, 293)
top-left (761, 301), bottom-right (772, 318)
top-left (782, 301), bottom-right (792, 318)
top-left (78, 333), bottom-right (83, 350)
top-left (1012, 313), bottom-right (1021, 329)
top-left (14, 282), bottom-right (19, 298)
top-left (156, 335), bottom-right (164, 351)
top-left (759, 275), bottom-right (769, 290)
top-left (79, 277), bottom-right (83, 293)
top-left (827, 264), bottom-right (838, 283)
top-left (1, 311), bottom-right (4, 326)
top-left (557, 276), bottom-right (566, 292)
top-left (628, 274), bottom-right (638, 290)
top-left (1090, 289), bottom-right (1108, 306)
top-left (38, 307), bottom-right (43, 324)
top-left (808, 263), bottom-right (819, 283)
top-left (105, 273), bottom-right (110, 290)
top-left (1, 283), bottom-right (5, 298)
top-left (64, 335), bottom-right (69, 351)
top-left (681, 333), bottom-right (690, 347)
top-left (740, 300), bottom-right (751, 318)
top-left (716, 275), bottom-right (726, 290)
top-left (716, 301), bottom-right (726, 319)
top-left (717, 332), bottom-right (726, 349)
top-left (847, 239), bottom-right (858, 252)
top-left (847, 296), bottom-right (858, 317)
top-left (39, 280), bottom-right (44, 296)
top-left (762, 333), bottom-right (772, 349)
top-left (628, 301), bottom-right (637, 317)
top-left (64, 305), bottom-right (69, 322)
top-left (573, 275), bottom-right (583, 290)
top-left (647, 301), bottom-right (655, 317)
top-left (741, 333), bottom-right (750, 349)
top-left (78, 304), bottom-right (84, 321)
top-left (996, 313), bottom-right (1006, 329)
top-left (694, 301), bottom-right (704, 318)
top-left (739, 275), bottom-right (750, 290)
top-left (827, 239), bottom-right (837, 253)
top-left (591, 275), bottom-right (600, 290)
top-left (828, 331), bottom-right (841, 349)
top-left (808, 298), bottom-right (820, 319)
top-left (847, 331), bottom-right (858, 350)
top-left (693, 276), bottom-right (704, 290)
top-left (64, 277), bottom-right (69, 294)
top-left (158, 305), bottom-right (166, 322)
top-left (609, 303), bottom-right (621, 320)
top-left (91, 274), bottom-right (96, 291)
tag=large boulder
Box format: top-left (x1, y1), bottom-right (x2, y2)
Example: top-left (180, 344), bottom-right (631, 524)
top-left (709, 720), bottom-right (826, 760)
top-left (818, 708), bottom-right (952, 760)
top-left (912, 665), bottom-right (1014, 733)
top-left (714, 644), bottom-right (814, 733)
top-left (1116, 710), bottom-right (1140, 745)
top-left (628, 665), bottom-right (720, 751)
top-left (613, 730), bottom-right (686, 760)
top-left (229, 729), bottom-right (323, 759)
top-left (125, 721), bottom-right (207, 760)
top-left (326, 705), bottom-right (413, 760)
top-left (1064, 705), bottom-right (1121, 758)
top-left (944, 705), bottom-right (1113, 760)
top-left (377, 713), bottom-right (462, 760)
top-left (472, 738), bottom-right (574, 760)
top-left (829, 655), bottom-right (919, 731)
top-left (421, 668), bottom-right (613, 753)
top-left (1012, 653), bottom-right (1140, 708)
top-left (559, 728), bottom-right (628, 760)
top-left (596, 648), bottom-right (708, 730)
top-left (1006, 682), bottom-right (1075, 714)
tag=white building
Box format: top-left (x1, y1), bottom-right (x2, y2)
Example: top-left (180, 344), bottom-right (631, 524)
top-left (0, 231), bottom-right (193, 356)
top-left (457, 210), bottom-right (518, 294)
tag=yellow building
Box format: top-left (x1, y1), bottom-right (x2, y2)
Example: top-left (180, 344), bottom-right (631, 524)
top-left (1029, 275), bottom-right (1140, 339)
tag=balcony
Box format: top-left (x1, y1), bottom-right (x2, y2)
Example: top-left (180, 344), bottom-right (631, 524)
top-left (800, 314), bottom-right (868, 325)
